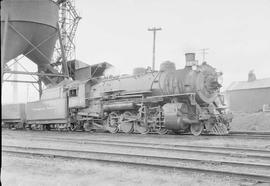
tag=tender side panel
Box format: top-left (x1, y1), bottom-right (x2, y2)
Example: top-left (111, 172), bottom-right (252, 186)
top-left (2, 103), bottom-right (26, 121)
top-left (26, 98), bottom-right (67, 122)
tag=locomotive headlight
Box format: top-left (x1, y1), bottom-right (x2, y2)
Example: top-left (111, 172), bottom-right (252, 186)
top-left (217, 75), bottom-right (223, 85)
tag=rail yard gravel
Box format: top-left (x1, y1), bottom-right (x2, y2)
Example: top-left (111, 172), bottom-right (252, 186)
top-left (2, 129), bottom-right (270, 186)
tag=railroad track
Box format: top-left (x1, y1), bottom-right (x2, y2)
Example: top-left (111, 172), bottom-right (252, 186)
top-left (3, 145), bottom-right (270, 183)
top-left (109, 131), bottom-right (270, 139)
top-left (3, 128), bottom-right (270, 140)
top-left (3, 130), bottom-right (270, 155)
top-left (3, 129), bottom-right (270, 151)
top-left (7, 135), bottom-right (270, 159)
top-left (230, 131), bottom-right (270, 135)
top-left (3, 130), bottom-right (270, 182)
top-left (229, 131), bottom-right (270, 138)
top-left (76, 130), bottom-right (270, 139)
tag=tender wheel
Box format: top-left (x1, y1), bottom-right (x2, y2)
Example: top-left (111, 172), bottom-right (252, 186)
top-left (44, 124), bottom-right (51, 131)
top-left (190, 123), bottom-right (203, 136)
top-left (56, 124), bottom-right (62, 131)
top-left (105, 112), bottom-right (119, 134)
top-left (39, 124), bottom-right (45, 131)
top-left (68, 123), bottom-right (75, 131)
top-left (26, 124), bottom-right (32, 130)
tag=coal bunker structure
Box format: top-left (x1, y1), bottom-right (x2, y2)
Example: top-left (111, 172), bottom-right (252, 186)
top-left (1, 0), bottom-right (58, 66)
top-left (1, 0), bottom-right (63, 84)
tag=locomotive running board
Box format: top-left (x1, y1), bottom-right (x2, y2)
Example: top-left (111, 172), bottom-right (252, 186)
top-left (145, 93), bottom-right (196, 105)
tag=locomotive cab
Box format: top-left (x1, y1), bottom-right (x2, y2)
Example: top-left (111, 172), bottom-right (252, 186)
top-left (65, 80), bottom-right (90, 108)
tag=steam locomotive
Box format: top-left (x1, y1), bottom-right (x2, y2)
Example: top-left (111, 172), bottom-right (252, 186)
top-left (2, 53), bottom-right (232, 135)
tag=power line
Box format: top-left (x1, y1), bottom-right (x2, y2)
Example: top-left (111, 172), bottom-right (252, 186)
top-left (197, 48), bottom-right (210, 62)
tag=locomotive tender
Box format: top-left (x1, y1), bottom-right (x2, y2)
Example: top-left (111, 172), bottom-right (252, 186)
top-left (2, 53), bottom-right (232, 135)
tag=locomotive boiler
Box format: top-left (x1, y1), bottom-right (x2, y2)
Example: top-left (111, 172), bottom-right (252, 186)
top-left (2, 53), bottom-right (232, 135)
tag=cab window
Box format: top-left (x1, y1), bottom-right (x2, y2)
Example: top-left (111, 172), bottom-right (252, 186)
top-left (69, 89), bottom-right (77, 97)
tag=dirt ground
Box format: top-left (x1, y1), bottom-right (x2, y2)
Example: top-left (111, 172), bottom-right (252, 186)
top-left (230, 112), bottom-right (270, 131)
top-left (2, 153), bottom-right (266, 186)
top-left (2, 112), bottom-right (270, 186)
top-left (2, 130), bottom-right (270, 186)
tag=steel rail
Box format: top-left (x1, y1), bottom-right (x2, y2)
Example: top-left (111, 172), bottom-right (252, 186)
top-left (9, 138), bottom-right (270, 167)
top-left (3, 145), bottom-right (270, 183)
top-left (3, 130), bottom-right (269, 149)
top-left (230, 131), bottom-right (270, 136)
top-left (98, 131), bottom-right (270, 139)
top-left (67, 130), bottom-right (270, 139)
top-left (3, 128), bottom-right (270, 140)
top-left (3, 130), bottom-right (270, 153)
top-left (9, 135), bottom-right (270, 160)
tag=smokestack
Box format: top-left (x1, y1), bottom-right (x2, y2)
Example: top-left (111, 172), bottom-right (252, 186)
top-left (185, 53), bottom-right (198, 67)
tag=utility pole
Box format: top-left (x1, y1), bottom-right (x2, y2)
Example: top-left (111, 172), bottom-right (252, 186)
top-left (148, 27), bottom-right (162, 71)
top-left (199, 48), bottom-right (209, 62)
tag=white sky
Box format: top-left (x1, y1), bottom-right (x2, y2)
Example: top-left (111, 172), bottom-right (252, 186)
top-left (2, 0), bottom-right (270, 103)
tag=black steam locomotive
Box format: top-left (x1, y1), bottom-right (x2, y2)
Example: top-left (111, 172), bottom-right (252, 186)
top-left (2, 53), bottom-right (232, 136)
